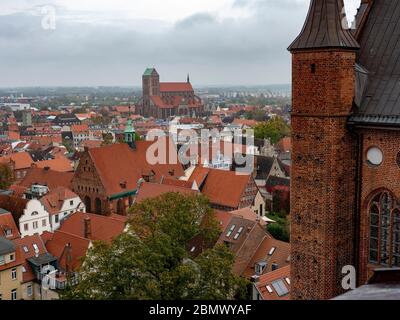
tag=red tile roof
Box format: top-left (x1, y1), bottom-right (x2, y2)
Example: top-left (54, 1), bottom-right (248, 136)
top-left (44, 231), bottom-right (90, 271)
top-left (160, 82), bottom-right (193, 92)
top-left (0, 195), bottom-right (28, 222)
top-left (59, 212), bottom-right (127, 243)
top-left (87, 140), bottom-right (184, 197)
top-left (254, 265), bottom-right (291, 300)
top-left (35, 157), bottom-right (73, 172)
top-left (0, 211), bottom-right (20, 240)
top-left (0, 152), bottom-right (34, 170)
top-left (13, 234), bottom-right (48, 283)
top-left (136, 182), bottom-right (197, 203)
top-left (40, 187), bottom-right (80, 215)
top-left (71, 124), bottom-right (89, 133)
top-left (18, 168), bottom-right (74, 190)
top-left (277, 137), bottom-right (291, 153)
top-left (189, 167), bottom-right (252, 208)
top-left (244, 235), bottom-right (290, 278)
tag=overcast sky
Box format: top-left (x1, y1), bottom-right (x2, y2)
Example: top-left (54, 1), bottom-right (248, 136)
top-left (0, 0), bottom-right (361, 87)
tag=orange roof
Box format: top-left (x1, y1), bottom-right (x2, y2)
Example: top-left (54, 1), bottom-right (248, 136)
top-left (35, 157), bottom-right (73, 172)
top-left (40, 187), bottom-right (79, 215)
top-left (59, 212), bottom-right (127, 243)
top-left (0, 152), bottom-right (34, 170)
top-left (160, 82), bottom-right (193, 92)
top-left (0, 211), bottom-right (20, 240)
top-left (232, 118), bottom-right (259, 128)
top-left (189, 167), bottom-right (252, 208)
top-left (213, 210), bottom-right (231, 232)
top-left (81, 140), bottom-right (102, 149)
top-left (255, 265), bottom-right (291, 300)
top-left (7, 131), bottom-right (20, 141)
top-left (19, 168), bottom-right (74, 190)
top-left (136, 182), bottom-right (197, 203)
top-left (244, 235), bottom-right (290, 278)
top-left (71, 124), bottom-right (89, 133)
top-left (13, 235), bottom-right (48, 283)
top-left (86, 140), bottom-right (184, 197)
top-left (150, 96), bottom-right (168, 108)
top-left (44, 231), bottom-right (90, 271)
top-left (0, 195), bottom-right (29, 222)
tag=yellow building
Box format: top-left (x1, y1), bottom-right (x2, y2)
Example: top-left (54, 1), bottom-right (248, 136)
top-left (0, 237), bottom-right (23, 300)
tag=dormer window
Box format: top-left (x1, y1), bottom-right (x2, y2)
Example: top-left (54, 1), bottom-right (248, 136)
top-left (255, 262), bottom-right (267, 275)
top-left (4, 228), bottom-right (12, 237)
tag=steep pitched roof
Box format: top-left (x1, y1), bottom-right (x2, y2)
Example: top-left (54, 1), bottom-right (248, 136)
top-left (18, 168), bottom-right (74, 190)
top-left (254, 265), bottom-right (291, 300)
top-left (288, 0), bottom-right (359, 51)
top-left (135, 182), bottom-right (197, 203)
top-left (40, 187), bottom-right (80, 215)
top-left (35, 157), bottom-right (73, 172)
top-left (0, 195), bottom-right (28, 222)
top-left (0, 210), bottom-right (20, 240)
top-left (13, 234), bottom-right (49, 283)
top-left (44, 230), bottom-right (90, 271)
top-left (189, 167), bottom-right (252, 208)
top-left (349, 0), bottom-right (400, 126)
top-left (0, 152), bottom-right (34, 170)
top-left (86, 140), bottom-right (184, 197)
top-left (58, 212), bottom-right (126, 243)
top-left (160, 82), bottom-right (193, 92)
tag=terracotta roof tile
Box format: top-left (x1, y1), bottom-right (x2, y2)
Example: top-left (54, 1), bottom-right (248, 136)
top-left (0, 152), bottom-right (34, 170)
top-left (0, 211), bottom-right (20, 240)
top-left (136, 182), bottom-right (197, 203)
top-left (254, 265), bottom-right (291, 300)
top-left (59, 212), bottom-right (126, 243)
top-left (160, 82), bottom-right (193, 92)
top-left (35, 157), bottom-right (73, 172)
top-left (18, 168), bottom-right (74, 190)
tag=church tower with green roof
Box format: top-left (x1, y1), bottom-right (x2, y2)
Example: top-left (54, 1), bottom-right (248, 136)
top-left (124, 119), bottom-right (136, 149)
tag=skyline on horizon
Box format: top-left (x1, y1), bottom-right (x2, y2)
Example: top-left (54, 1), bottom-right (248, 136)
top-left (0, 0), bottom-right (360, 87)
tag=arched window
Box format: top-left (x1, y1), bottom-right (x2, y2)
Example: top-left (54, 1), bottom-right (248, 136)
top-left (369, 192), bottom-right (400, 267)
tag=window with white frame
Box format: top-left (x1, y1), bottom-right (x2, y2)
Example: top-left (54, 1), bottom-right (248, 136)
top-left (11, 268), bottom-right (17, 280)
top-left (11, 289), bottom-right (17, 300)
top-left (27, 285), bottom-right (32, 297)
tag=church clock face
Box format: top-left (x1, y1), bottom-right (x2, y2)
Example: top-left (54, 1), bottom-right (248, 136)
top-left (367, 147), bottom-right (383, 166)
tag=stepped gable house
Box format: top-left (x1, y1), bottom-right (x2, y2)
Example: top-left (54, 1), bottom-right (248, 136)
top-left (289, 0), bottom-right (400, 300)
top-left (71, 120), bottom-right (184, 216)
top-left (137, 68), bottom-right (204, 119)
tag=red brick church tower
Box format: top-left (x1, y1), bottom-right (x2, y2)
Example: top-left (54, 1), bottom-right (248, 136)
top-left (288, 0), bottom-right (360, 300)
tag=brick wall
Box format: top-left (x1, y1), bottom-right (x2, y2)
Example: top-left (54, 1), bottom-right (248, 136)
top-left (290, 50), bottom-right (357, 300)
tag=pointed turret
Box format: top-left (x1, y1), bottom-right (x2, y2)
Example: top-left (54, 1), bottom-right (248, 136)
top-left (288, 0), bottom-right (359, 51)
top-left (124, 119), bottom-right (136, 149)
top-left (187, 73), bottom-right (190, 83)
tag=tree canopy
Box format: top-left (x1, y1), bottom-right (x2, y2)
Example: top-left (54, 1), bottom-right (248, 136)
top-left (0, 163), bottom-right (14, 190)
top-left (254, 116), bottom-right (290, 144)
top-left (61, 193), bottom-right (248, 300)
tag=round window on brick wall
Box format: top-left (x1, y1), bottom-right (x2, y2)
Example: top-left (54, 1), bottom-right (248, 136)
top-left (366, 147), bottom-right (383, 167)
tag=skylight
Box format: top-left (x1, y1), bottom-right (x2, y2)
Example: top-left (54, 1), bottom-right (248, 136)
top-left (23, 246), bottom-right (29, 253)
top-left (272, 280), bottom-right (289, 297)
top-left (233, 227), bottom-right (244, 240)
top-left (226, 224), bottom-right (236, 237)
top-left (268, 247), bottom-right (276, 256)
top-left (266, 285), bottom-right (273, 293)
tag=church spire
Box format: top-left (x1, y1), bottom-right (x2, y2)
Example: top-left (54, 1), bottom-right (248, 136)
top-left (187, 73), bottom-right (190, 83)
top-left (288, 0), bottom-right (359, 51)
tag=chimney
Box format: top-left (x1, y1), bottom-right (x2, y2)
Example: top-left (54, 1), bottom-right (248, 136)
top-left (44, 166), bottom-right (50, 171)
top-left (84, 215), bottom-right (92, 239)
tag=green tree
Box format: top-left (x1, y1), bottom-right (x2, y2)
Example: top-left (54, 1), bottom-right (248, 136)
top-left (61, 193), bottom-right (248, 300)
top-left (0, 163), bottom-right (14, 190)
top-left (254, 116), bottom-right (290, 144)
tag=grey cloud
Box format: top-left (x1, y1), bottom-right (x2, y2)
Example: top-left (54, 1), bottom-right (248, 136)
top-left (0, 1), bottom-right (310, 86)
